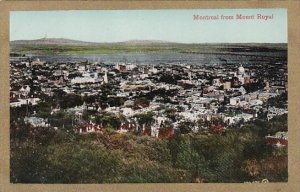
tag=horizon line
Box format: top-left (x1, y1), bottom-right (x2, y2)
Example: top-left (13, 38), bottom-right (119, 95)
top-left (10, 37), bottom-right (288, 44)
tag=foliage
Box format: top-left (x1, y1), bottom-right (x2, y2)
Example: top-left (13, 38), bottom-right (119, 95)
top-left (133, 112), bottom-right (155, 127)
top-left (95, 112), bottom-right (122, 130)
top-left (59, 94), bottom-right (83, 109)
top-left (134, 97), bottom-right (150, 108)
top-left (10, 114), bottom-right (288, 183)
top-left (177, 121), bottom-right (196, 134)
top-left (266, 92), bottom-right (288, 109)
top-left (10, 140), bottom-right (50, 183)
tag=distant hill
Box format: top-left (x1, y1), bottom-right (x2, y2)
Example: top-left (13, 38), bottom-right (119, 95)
top-left (10, 38), bottom-right (287, 47)
top-left (119, 39), bottom-right (176, 45)
top-left (10, 38), bottom-right (177, 46)
top-left (10, 38), bottom-right (97, 46)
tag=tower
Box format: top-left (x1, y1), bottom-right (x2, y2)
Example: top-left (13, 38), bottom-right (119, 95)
top-left (103, 71), bottom-right (108, 84)
top-left (238, 64), bottom-right (245, 75)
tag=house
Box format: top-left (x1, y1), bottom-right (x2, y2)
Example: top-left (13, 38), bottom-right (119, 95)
top-left (117, 122), bottom-right (137, 133)
top-left (209, 124), bottom-right (225, 133)
top-left (24, 116), bottom-right (50, 127)
top-left (158, 127), bottom-right (175, 138)
top-left (230, 97), bottom-right (240, 106)
top-left (239, 86), bottom-right (247, 95)
top-left (76, 123), bottom-right (103, 134)
top-left (31, 58), bottom-right (46, 66)
top-left (267, 107), bottom-right (288, 120)
top-left (223, 81), bottom-right (231, 90)
top-left (10, 98), bottom-right (41, 108)
top-left (265, 132), bottom-right (288, 147)
top-left (143, 127), bottom-right (151, 136)
top-left (120, 107), bottom-right (135, 117)
top-left (141, 123), bottom-right (160, 137)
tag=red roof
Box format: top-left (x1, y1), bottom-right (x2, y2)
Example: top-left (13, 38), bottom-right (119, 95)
top-left (119, 122), bottom-right (136, 131)
top-left (265, 137), bottom-right (288, 146)
top-left (76, 124), bottom-right (103, 133)
top-left (209, 124), bottom-right (225, 133)
top-left (143, 128), bottom-right (151, 136)
top-left (158, 127), bottom-right (175, 138)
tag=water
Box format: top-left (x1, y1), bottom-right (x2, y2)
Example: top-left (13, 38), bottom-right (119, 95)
top-left (28, 51), bottom-right (286, 65)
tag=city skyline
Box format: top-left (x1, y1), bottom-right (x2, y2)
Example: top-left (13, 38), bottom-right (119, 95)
top-left (10, 9), bottom-right (287, 43)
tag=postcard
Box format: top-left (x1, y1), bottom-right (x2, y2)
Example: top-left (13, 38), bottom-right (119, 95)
top-left (0, 1), bottom-right (300, 192)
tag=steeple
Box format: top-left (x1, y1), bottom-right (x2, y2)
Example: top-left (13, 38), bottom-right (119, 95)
top-left (103, 71), bottom-right (108, 83)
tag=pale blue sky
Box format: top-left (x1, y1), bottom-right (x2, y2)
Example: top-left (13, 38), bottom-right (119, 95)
top-left (10, 9), bottom-right (287, 43)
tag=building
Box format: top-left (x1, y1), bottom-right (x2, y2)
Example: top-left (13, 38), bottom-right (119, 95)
top-left (265, 132), bottom-right (288, 147)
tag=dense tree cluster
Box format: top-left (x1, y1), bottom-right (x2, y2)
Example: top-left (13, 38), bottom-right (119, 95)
top-left (10, 114), bottom-right (287, 183)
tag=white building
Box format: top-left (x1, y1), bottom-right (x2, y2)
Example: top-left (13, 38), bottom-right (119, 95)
top-left (230, 97), bottom-right (240, 106)
top-left (10, 98), bottom-right (41, 108)
top-left (71, 72), bottom-right (100, 84)
top-left (103, 71), bottom-right (108, 84)
top-left (24, 116), bottom-right (50, 127)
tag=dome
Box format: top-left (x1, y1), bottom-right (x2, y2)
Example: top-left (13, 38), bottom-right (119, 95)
top-left (238, 65), bottom-right (245, 74)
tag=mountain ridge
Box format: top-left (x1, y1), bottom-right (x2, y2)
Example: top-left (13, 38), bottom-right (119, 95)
top-left (11, 38), bottom-right (97, 45)
top-left (10, 38), bottom-right (178, 46)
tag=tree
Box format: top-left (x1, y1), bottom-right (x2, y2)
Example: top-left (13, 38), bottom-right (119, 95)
top-left (134, 112), bottom-right (155, 127)
top-left (47, 142), bottom-right (123, 183)
top-left (134, 97), bottom-right (150, 108)
top-left (59, 94), bottom-right (83, 109)
top-left (178, 121), bottom-right (195, 134)
top-left (10, 140), bottom-right (51, 183)
top-left (107, 97), bottom-right (125, 107)
top-left (95, 112), bottom-right (121, 130)
top-left (164, 108), bottom-right (177, 121)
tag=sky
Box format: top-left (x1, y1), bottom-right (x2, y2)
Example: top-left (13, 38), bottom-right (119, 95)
top-left (10, 9), bottom-right (287, 43)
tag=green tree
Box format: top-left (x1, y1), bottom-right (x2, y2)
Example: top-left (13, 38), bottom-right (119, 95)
top-left (134, 112), bottom-right (155, 127)
top-left (95, 112), bottom-right (121, 130)
top-left (178, 121), bottom-right (195, 134)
